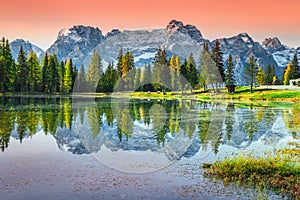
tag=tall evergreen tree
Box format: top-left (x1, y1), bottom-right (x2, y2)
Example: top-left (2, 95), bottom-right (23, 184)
top-left (212, 39), bottom-right (225, 84)
top-left (48, 54), bottom-right (59, 93)
top-left (152, 48), bottom-right (169, 92)
top-left (265, 64), bottom-right (273, 85)
top-left (134, 67), bottom-right (141, 91)
top-left (63, 59), bottom-right (73, 93)
top-left (15, 46), bottom-right (28, 92)
top-left (141, 64), bottom-right (152, 91)
top-left (116, 48), bottom-right (123, 78)
top-left (175, 56), bottom-right (181, 91)
top-left (42, 53), bottom-right (50, 92)
top-left (199, 47), bottom-right (220, 93)
top-left (169, 54), bottom-right (176, 91)
top-left (0, 38), bottom-right (15, 92)
top-left (75, 64), bottom-right (86, 92)
top-left (86, 50), bottom-right (103, 91)
top-left (186, 53), bottom-right (198, 92)
top-left (244, 56), bottom-right (258, 93)
top-left (225, 54), bottom-right (235, 91)
top-left (27, 50), bottom-right (41, 92)
top-left (290, 52), bottom-right (299, 79)
top-left (180, 58), bottom-right (188, 92)
top-left (103, 62), bottom-right (117, 92)
top-left (58, 61), bottom-right (65, 92)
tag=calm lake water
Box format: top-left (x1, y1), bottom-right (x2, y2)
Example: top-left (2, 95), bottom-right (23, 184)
top-left (0, 96), bottom-right (299, 199)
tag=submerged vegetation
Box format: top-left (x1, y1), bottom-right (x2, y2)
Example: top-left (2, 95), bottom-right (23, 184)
top-left (203, 142), bottom-right (300, 199)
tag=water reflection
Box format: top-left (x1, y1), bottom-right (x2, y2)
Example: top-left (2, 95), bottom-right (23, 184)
top-left (0, 97), bottom-right (299, 158)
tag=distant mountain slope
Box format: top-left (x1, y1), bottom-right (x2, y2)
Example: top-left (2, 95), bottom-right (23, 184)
top-left (10, 39), bottom-right (44, 61)
top-left (47, 25), bottom-right (104, 67)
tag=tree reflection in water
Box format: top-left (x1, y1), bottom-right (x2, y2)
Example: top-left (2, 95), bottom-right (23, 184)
top-left (0, 96), bottom-right (299, 155)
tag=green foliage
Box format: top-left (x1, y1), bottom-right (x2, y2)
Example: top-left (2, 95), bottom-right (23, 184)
top-left (203, 142), bottom-right (300, 199)
top-left (256, 67), bottom-right (265, 86)
top-left (212, 39), bottom-right (225, 83)
top-left (42, 53), bottom-right (50, 92)
top-left (63, 59), bottom-right (73, 93)
top-left (225, 54), bottom-right (235, 91)
top-left (152, 48), bottom-right (169, 92)
top-left (27, 50), bottom-right (42, 92)
top-left (103, 62), bottom-right (118, 92)
top-left (265, 64), bottom-right (275, 85)
top-left (15, 46), bottom-right (28, 93)
top-left (244, 56), bottom-right (258, 93)
top-left (186, 53), bottom-right (198, 91)
top-left (199, 47), bottom-right (221, 92)
top-left (86, 50), bottom-right (103, 91)
top-left (290, 52), bottom-right (299, 79)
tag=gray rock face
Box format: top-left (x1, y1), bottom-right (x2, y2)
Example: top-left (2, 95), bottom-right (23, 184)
top-left (213, 33), bottom-right (279, 84)
top-left (262, 37), bottom-right (285, 51)
top-left (10, 39), bottom-right (44, 61)
top-left (13, 20), bottom-right (299, 85)
top-left (83, 20), bottom-right (209, 68)
top-left (262, 37), bottom-right (300, 71)
top-left (47, 25), bottom-right (104, 67)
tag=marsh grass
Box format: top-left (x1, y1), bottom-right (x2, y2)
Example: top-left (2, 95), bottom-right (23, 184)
top-left (203, 142), bottom-right (300, 199)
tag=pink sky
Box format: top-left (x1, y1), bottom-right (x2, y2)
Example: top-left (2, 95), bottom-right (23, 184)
top-left (1, 0), bottom-right (300, 50)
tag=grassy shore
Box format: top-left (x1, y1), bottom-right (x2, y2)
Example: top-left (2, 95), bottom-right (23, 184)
top-left (2, 86), bottom-right (300, 103)
top-left (131, 86), bottom-right (300, 102)
top-left (203, 142), bottom-right (300, 199)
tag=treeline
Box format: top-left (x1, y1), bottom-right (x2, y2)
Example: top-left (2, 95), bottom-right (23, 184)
top-left (1, 36), bottom-right (299, 94)
top-left (0, 37), bottom-right (78, 93)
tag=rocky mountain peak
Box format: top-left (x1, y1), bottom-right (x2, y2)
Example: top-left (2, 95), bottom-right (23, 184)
top-left (105, 29), bottom-right (121, 38)
top-left (262, 37), bottom-right (282, 49)
top-left (10, 39), bottom-right (44, 61)
top-left (166, 20), bottom-right (204, 43)
top-left (47, 25), bottom-right (104, 67)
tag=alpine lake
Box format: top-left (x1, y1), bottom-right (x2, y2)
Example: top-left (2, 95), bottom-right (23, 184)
top-left (0, 96), bottom-right (299, 200)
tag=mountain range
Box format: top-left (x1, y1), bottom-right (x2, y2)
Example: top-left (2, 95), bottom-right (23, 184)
top-left (9, 20), bottom-right (300, 84)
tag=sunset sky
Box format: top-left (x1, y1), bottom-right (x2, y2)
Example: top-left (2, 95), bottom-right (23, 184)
top-left (1, 0), bottom-right (300, 50)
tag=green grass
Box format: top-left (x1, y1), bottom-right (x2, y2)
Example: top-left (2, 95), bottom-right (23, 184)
top-left (203, 142), bottom-right (300, 199)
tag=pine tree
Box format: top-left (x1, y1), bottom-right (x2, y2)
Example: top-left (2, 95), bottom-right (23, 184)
top-left (180, 58), bottom-right (188, 92)
top-left (186, 53), bottom-right (198, 92)
top-left (265, 64), bottom-right (273, 85)
top-left (169, 54), bottom-right (176, 91)
top-left (0, 56), bottom-right (5, 92)
top-left (48, 54), bottom-right (59, 93)
top-left (86, 50), bottom-right (103, 92)
top-left (63, 59), bottom-right (73, 93)
top-left (58, 61), bottom-right (65, 92)
top-left (212, 39), bottom-right (225, 85)
top-left (152, 48), bottom-right (168, 92)
top-left (27, 50), bottom-right (41, 92)
top-left (134, 67), bottom-right (141, 91)
top-left (116, 48), bottom-right (123, 78)
top-left (15, 46), bottom-right (28, 92)
top-left (256, 67), bottom-right (265, 86)
top-left (103, 62), bottom-right (117, 92)
top-left (244, 56), bottom-right (258, 93)
top-left (141, 64), bottom-right (152, 91)
top-left (225, 54), bottom-right (235, 92)
top-left (283, 63), bottom-right (291, 85)
top-left (290, 52), bottom-right (299, 79)
top-left (175, 56), bottom-right (181, 91)
top-left (199, 48), bottom-right (220, 93)
top-left (42, 53), bottom-right (50, 92)
top-left (0, 38), bottom-right (15, 92)
top-left (75, 64), bottom-right (86, 92)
